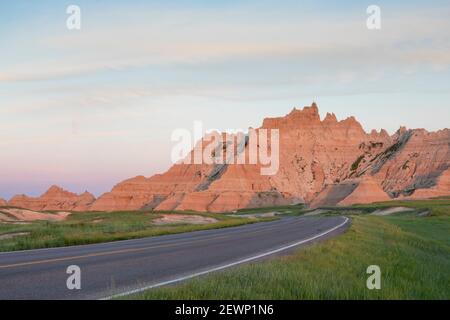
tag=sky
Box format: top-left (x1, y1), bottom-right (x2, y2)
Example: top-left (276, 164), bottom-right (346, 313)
top-left (1, 0), bottom-right (449, 199)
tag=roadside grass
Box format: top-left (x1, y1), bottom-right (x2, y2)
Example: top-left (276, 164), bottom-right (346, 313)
top-left (0, 210), bottom-right (273, 252)
top-left (352, 198), bottom-right (450, 216)
top-left (129, 200), bottom-right (450, 300)
top-left (316, 198), bottom-right (450, 217)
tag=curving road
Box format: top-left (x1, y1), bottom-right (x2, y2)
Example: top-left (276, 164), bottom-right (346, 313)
top-left (0, 216), bottom-right (349, 300)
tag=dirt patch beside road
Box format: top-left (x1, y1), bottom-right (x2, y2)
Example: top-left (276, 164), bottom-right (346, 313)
top-left (0, 232), bottom-right (30, 240)
top-left (0, 208), bottom-right (71, 222)
top-left (370, 207), bottom-right (415, 216)
top-left (152, 214), bottom-right (218, 225)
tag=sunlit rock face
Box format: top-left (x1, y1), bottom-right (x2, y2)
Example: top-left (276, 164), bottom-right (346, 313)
top-left (8, 186), bottom-right (95, 211)
top-left (8, 103), bottom-right (450, 212)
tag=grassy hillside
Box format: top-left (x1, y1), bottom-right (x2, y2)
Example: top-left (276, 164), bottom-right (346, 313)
top-left (130, 199), bottom-right (450, 300)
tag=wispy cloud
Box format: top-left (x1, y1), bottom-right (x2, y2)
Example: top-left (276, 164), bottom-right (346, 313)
top-left (2, 5), bottom-right (449, 83)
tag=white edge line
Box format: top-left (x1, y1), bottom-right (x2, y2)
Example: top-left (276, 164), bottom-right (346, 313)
top-left (100, 216), bottom-right (350, 300)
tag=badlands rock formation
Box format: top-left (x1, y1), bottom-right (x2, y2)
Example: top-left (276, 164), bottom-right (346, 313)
top-left (8, 186), bottom-right (95, 212)
top-left (400, 168), bottom-right (450, 200)
top-left (87, 103), bottom-right (450, 211)
top-left (5, 103), bottom-right (450, 212)
top-left (338, 176), bottom-right (391, 206)
top-left (0, 198), bottom-right (7, 206)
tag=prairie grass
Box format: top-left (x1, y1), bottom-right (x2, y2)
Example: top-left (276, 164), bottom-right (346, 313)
top-left (352, 198), bottom-right (450, 216)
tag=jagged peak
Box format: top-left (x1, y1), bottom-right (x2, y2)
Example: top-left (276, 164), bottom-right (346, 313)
top-left (288, 103), bottom-right (320, 117)
top-left (10, 194), bottom-right (28, 200)
top-left (392, 126), bottom-right (410, 141)
top-left (283, 103), bottom-right (321, 124)
top-left (396, 126), bottom-right (408, 135)
top-left (43, 185), bottom-right (65, 195)
top-left (262, 102), bottom-right (321, 128)
top-left (261, 102), bottom-right (371, 132)
top-left (47, 185), bottom-right (64, 192)
top-left (370, 128), bottom-right (390, 137)
top-left (323, 112), bottom-right (338, 123)
top-left (42, 185), bottom-right (76, 198)
top-left (339, 116), bottom-right (364, 130)
top-left (393, 127), bottom-right (427, 139)
top-left (80, 191), bottom-right (95, 198)
top-left (342, 116), bottom-right (357, 123)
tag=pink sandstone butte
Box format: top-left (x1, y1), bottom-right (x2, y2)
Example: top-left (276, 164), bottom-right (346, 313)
top-left (5, 103), bottom-right (450, 213)
top-left (7, 186), bottom-right (95, 211)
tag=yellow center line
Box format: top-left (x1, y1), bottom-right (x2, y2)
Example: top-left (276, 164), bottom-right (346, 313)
top-left (0, 220), bottom-right (300, 269)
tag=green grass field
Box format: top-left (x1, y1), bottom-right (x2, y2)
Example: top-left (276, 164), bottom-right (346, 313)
top-left (129, 199), bottom-right (450, 300)
top-left (0, 210), bottom-right (271, 252)
top-left (352, 198), bottom-right (450, 216)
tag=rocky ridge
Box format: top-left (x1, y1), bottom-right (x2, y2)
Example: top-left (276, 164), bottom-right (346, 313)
top-left (5, 103), bottom-right (450, 212)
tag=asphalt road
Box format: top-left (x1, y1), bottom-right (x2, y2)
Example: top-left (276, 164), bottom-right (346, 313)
top-left (0, 216), bottom-right (349, 300)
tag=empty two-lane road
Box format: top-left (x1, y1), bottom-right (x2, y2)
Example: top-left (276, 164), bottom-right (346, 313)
top-left (0, 216), bottom-right (350, 300)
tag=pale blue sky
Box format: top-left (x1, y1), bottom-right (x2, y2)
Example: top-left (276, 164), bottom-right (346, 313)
top-left (1, 1), bottom-right (449, 198)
